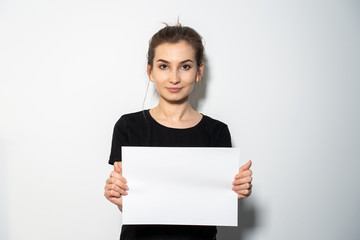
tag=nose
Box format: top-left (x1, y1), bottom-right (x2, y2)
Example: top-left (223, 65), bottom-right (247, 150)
top-left (169, 69), bottom-right (180, 84)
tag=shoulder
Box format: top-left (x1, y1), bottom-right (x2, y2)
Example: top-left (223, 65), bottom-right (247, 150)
top-left (119, 110), bottom-right (145, 121)
top-left (114, 110), bottom-right (147, 130)
top-left (201, 114), bottom-right (229, 130)
top-left (200, 114), bottom-right (232, 147)
top-left (116, 110), bottom-right (146, 123)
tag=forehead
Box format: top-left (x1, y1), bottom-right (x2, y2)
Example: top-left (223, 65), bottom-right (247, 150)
top-left (154, 41), bottom-right (196, 61)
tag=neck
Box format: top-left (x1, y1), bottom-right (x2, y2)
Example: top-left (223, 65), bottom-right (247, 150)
top-left (152, 98), bottom-right (196, 122)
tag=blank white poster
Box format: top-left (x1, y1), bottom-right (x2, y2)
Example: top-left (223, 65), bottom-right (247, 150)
top-left (122, 147), bottom-right (240, 226)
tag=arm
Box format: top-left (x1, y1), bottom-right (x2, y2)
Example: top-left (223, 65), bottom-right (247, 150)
top-left (104, 162), bottom-right (129, 211)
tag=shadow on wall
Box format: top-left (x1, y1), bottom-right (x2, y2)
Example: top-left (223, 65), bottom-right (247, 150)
top-left (0, 139), bottom-right (9, 240)
top-left (189, 63), bottom-right (210, 111)
top-left (217, 200), bottom-right (257, 240)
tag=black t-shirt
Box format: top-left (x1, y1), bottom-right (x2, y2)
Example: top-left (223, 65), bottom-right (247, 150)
top-left (109, 110), bottom-right (232, 240)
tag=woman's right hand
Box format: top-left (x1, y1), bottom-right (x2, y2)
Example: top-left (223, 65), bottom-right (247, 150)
top-left (104, 162), bottom-right (129, 211)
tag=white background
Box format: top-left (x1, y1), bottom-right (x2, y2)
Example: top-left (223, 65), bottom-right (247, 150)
top-left (0, 0), bottom-right (359, 239)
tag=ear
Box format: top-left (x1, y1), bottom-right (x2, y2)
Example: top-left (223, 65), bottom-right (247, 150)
top-left (195, 63), bottom-right (204, 83)
top-left (147, 64), bottom-right (154, 82)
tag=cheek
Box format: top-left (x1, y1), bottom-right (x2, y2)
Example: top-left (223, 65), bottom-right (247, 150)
top-left (182, 71), bottom-right (197, 82)
top-left (150, 71), bottom-right (165, 83)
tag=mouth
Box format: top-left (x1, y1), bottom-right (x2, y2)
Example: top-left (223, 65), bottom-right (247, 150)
top-left (166, 87), bottom-right (182, 93)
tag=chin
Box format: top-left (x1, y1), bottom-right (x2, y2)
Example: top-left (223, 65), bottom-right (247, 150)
top-left (162, 96), bottom-right (189, 104)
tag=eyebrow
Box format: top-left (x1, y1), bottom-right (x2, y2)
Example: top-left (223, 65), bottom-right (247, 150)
top-left (156, 59), bottom-right (193, 64)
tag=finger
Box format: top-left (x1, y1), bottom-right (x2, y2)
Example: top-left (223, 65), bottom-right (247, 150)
top-left (233, 176), bottom-right (252, 185)
top-left (104, 188), bottom-right (120, 199)
top-left (110, 171), bottom-right (127, 183)
top-left (237, 189), bottom-right (252, 198)
top-left (105, 193), bottom-right (123, 206)
top-left (232, 182), bottom-right (252, 190)
top-left (239, 160), bottom-right (252, 172)
top-left (105, 185), bottom-right (127, 199)
top-left (114, 161), bottom-right (122, 174)
top-left (238, 192), bottom-right (252, 199)
top-left (114, 179), bottom-right (129, 191)
top-left (235, 169), bottom-right (252, 179)
top-left (106, 176), bottom-right (127, 190)
top-left (108, 189), bottom-right (122, 198)
top-left (106, 183), bottom-right (128, 196)
top-left (109, 196), bottom-right (123, 206)
top-left (232, 183), bottom-right (252, 191)
top-left (107, 177), bottom-right (129, 191)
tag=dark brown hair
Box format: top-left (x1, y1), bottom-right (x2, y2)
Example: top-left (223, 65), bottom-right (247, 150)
top-left (147, 24), bottom-right (206, 70)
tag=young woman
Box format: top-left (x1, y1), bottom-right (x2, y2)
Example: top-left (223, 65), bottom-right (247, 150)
top-left (104, 23), bottom-right (253, 240)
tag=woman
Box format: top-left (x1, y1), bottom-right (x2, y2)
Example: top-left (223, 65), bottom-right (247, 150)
top-left (104, 23), bottom-right (253, 240)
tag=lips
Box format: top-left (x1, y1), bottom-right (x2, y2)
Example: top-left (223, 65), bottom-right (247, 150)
top-left (167, 87), bottom-right (182, 93)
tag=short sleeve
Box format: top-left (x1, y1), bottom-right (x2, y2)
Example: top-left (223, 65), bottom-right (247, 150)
top-left (216, 124), bottom-right (232, 147)
top-left (108, 116), bottom-right (129, 165)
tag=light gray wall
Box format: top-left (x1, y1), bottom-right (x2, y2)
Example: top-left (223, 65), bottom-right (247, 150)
top-left (0, 0), bottom-right (359, 239)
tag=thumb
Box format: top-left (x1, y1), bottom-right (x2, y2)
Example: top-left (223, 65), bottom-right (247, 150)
top-left (114, 161), bottom-right (122, 174)
top-left (239, 160), bottom-right (252, 172)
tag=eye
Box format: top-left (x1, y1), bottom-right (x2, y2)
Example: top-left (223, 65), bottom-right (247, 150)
top-left (159, 64), bottom-right (168, 70)
top-left (182, 64), bottom-right (191, 70)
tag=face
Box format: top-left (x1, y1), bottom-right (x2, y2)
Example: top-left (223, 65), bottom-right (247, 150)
top-left (147, 40), bottom-right (204, 104)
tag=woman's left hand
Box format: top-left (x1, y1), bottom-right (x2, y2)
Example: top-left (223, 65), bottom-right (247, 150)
top-left (232, 160), bottom-right (253, 199)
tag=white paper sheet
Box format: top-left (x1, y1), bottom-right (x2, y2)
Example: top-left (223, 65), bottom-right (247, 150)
top-left (122, 147), bottom-right (240, 226)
